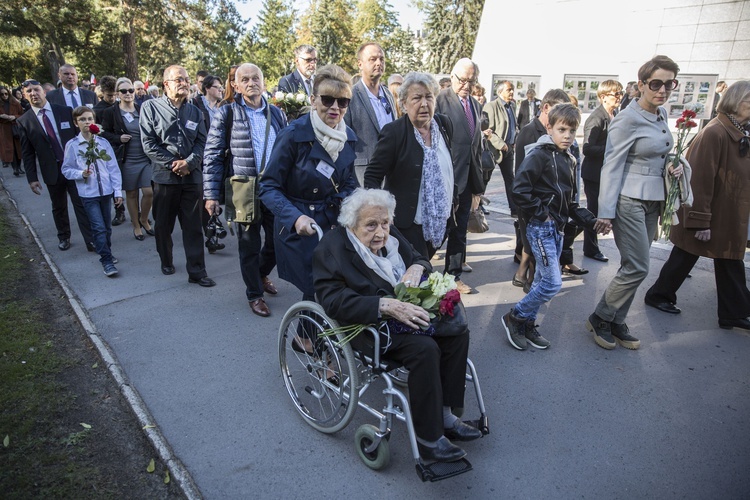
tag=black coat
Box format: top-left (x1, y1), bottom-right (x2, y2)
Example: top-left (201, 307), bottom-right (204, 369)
top-left (312, 225), bottom-right (431, 326)
top-left (100, 103), bottom-right (141, 167)
top-left (581, 104), bottom-right (612, 184)
top-left (363, 113), bottom-right (455, 229)
top-left (17, 104), bottom-right (76, 185)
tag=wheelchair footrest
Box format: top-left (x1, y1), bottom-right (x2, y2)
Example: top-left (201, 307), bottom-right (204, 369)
top-left (464, 414), bottom-right (490, 436)
top-left (417, 457), bottom-right (472, 482)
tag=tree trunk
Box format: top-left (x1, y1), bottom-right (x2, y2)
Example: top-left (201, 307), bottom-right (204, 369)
top-left (45, 40), bottom-right (65, 83)
top-left (122, 21), bottom-right (139, 81)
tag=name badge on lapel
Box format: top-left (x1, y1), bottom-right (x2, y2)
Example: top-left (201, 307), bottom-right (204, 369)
top-left (124, 113), bottom-right (134, 123)
top-left (185, 120), bottom-right (198, 131)
top-left (315, 161), bottom-right (334, 179)
top-left (60, 122), bottom-right (71, 129)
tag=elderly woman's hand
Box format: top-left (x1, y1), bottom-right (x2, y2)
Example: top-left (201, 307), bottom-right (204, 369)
top-left (668, 155), bottom-right (688, 178)
top-left (379, 297), bottom-right (430, 329)
top-left (694, 229), bottom-right (711, 242)
top-left (400, 264), bottom-right (424, 288)
top-left (294, 215), bottom-right (317, 236)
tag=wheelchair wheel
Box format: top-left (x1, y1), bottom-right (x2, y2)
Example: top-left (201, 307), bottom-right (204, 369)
top-left (354, 424), bottom-right (390, 470)
top-left (279, 301), bottom-right (359, 434)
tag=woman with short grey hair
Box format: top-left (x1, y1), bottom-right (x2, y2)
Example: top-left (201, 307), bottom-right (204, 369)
top-left (338, 187), bottom-right (396, 229)
top-left (365, 72), bottom-right (454, 259)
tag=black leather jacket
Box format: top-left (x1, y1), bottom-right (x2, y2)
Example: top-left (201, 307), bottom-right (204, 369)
top-left (512, 135), bottom-right (596, 232)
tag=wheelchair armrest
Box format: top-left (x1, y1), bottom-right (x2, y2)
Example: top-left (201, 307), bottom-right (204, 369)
top-left (360, 324), bottom-right (383, 368)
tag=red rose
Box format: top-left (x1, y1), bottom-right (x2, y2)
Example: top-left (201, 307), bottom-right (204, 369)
top-left (89, 123), bottom-right (100, 134)
top-left (686, 119), bottom-right (697, 128)
top-left (684, 109), bottom-right (697, 119)
top-left (439, 296), bottom-right (456, 317)
top-left (676, 117), bottom-right (685, 126)
top-left (445, 289), bottom-right (461, 303)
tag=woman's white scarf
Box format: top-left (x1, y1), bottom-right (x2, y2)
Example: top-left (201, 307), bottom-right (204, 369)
top-left (310, 108), bottom-right (348, 162)
top-left (346, 228), bottom-right (406, 287)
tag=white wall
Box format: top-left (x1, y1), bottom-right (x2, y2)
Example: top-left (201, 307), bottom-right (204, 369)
top-left (473, 0), bottom-right (750, 97)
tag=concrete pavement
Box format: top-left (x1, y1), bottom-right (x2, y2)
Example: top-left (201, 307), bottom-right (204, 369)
top-left (2, 166), bottom-right (748, 499)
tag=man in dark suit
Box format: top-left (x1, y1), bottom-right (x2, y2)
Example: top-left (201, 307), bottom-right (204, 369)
top-left (435, 58), bottom-right (485, 294)
top-left (278, 44), bottom-right (317, 95)
top-left (517, 88), bottom-right (540, 129)
top-left (45, 64), bottom-right (97, 109)
top-left (17, 79), bottom-right (92, 251)
top-left (344, 42), bottom-right (397, 185)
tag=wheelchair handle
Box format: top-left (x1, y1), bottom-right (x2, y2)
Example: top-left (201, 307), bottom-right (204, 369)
top-left (310, 223), bottom-right (324, 241)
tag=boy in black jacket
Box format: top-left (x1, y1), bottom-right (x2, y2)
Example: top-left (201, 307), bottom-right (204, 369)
top-left (502, 103), bottom-right (610, 350)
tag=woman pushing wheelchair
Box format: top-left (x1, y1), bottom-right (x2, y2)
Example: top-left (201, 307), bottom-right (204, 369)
top-left (312, 188), bottom-right (482, 462)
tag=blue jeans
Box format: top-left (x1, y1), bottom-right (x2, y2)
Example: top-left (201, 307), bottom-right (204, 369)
top-left (81, 196), bottom-right (113, 265)
top-left (514, 219), bottom-right (563, 321)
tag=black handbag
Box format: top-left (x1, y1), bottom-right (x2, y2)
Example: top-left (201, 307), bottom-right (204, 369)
top-left (431, 301), bottom-right (469, 337)
top-left (481, 137), bottom-right (496, 172)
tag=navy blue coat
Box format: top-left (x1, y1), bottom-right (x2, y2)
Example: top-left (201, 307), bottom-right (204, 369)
top-left (259, 113), bottom-right (359, 296)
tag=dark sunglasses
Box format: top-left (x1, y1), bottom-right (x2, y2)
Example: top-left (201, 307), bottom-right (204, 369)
top-left (605, 91), bottom-right (624, 97)
top-left (119, 88), bottom-right (135, 94)
top-left (21, 79), bottom-right (41, 88)
top-left (644, 79), bottom-right (679, 92)
top-left (319, 95), bottom-right (350, 108)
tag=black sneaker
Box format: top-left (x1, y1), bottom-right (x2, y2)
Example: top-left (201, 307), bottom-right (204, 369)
top-left (611, 323), bottom-right (640, 350)
top-left (525, 319), bottom-right (550, 349)
top-left (586, 313), bottom-right (615, 350)
top-left (502, 309), bottom-right (527, 350)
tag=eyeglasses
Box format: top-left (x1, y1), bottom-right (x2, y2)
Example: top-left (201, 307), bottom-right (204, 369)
top-left (299, 57), bottom-right (318, 64)
top-left (604, 91), bottom-right (624, 98)
top-left (453, 74), bottom-right (477, 86)
top-left (211, 85), bottom-right (223, 90)
top-left (319, 95), bottom-right (350, 108)
top-left (119, 88), bottom-right (135, 94)
top-left (21, 79), bottom-right (41, 88)
top-left (379, 95), bottom-right (392, 115)
top-left (644, 79), bottom-right (679, 92)
top-left (165, 77), bottom-right (190, 84)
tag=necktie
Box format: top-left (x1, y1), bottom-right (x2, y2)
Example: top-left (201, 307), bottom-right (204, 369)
top-left (40, 109), bottom-right (64, 163)
top-left (463, 98), bottom-right (475, 137)
top-left (304, 79), bottom-right (311, 95)
top-left (69, 90), bottom-right (79, 108)
top-left (506, 103), bottom-right (516, 145)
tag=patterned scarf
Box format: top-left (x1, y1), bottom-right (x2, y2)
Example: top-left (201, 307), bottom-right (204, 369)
top-left (413, 118), bottom-right (450, 247)
top-left (725, 113), bottom-right (750, 157)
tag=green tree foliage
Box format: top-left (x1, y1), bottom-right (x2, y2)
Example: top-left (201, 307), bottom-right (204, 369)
top-left (386, 26), bottom-right (424, 76)
top-left (298, 0), bottom-right (358, 73)
top-left (353, 0), bottom-right (399, 43)
top-left (0, 0), bottom-right (247, 87)
top-left (239, 0), bottom-right (297, 88)
top-left (422, 0), bottom-right (485, 73)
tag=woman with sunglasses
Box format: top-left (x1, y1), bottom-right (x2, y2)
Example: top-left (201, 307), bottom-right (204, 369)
top-left (586, 55), bottom-right (683, 350)
top-left (581, 79), bottom-right (624, 263)
top-left (101, 77), bottom-right (154, 241)
top-left (646, 81), bottom-right (750, 330)
top-left (259, 64), bottom-right (358, 300)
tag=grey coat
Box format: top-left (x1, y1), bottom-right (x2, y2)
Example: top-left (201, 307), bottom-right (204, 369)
top-left (343, 80), bottom-right (397, 169)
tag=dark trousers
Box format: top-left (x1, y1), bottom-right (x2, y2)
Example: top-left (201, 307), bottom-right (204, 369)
top-left (81, 195), bottom-right (113, 265)
top-left (398, 223), bottom-right (439, 261)
top-left (236, 211), bottom-right (276, 301)
top-left (152, 182), bottom-right (206, 279)
top-left (646, 245), bottom-right (750, 321)
top-left (353, 331), bottom-right (470, 441)
top-left (560, 222), bottom-right (583, 266)
top-left (498, 148), bottom-right (515, 213)
top-left (47, 175), bottom-right (92, 244)
top-left (583, 180), bottom-right (601, 256)
top-left (445, 187), bottom-right (472, 277)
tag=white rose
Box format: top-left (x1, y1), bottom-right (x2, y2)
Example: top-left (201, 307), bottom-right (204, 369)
top-left (296, 94), bottom-right (306, 103)
top-left (285, 93), bottom-right (295, 100)
top-left (274, 91), bottom-right (284, 100)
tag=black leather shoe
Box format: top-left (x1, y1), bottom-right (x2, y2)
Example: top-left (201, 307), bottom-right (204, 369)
top-left (644, 297), bottom-right (681, 314)
top-left (562, 265), bottom-right (589, 275)
top-left (418, 436), bottom-right (466, 462)
top-left (58, 239), bottom-right (71, 251)
top-left (161, 266), bottom-right (175, 275)
top-left (718, 318), bottom-right (750, 330)
top-left (586, 252), bottom-right (609, 262)
top-left (189, 276), bottom-right (216, 287)
top-left (444, 420), bottom-right (482, 441)
top-left (86, 242), bottom-right (96, 252)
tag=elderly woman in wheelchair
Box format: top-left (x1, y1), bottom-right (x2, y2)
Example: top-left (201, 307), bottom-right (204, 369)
top-left (310, 188), bottom-right (482, 462)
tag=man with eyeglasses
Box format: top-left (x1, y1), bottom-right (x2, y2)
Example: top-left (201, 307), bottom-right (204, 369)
top-left (203, 63), bottom-right (287, 316)
top-left (435, 58), bottom-right (486, 295)
top-left (344, 42), bottom-right (397, 185)
top-left (133, 80), bottom-right (151, 106)
top-left (140, 65), bottom-right (214, 287)
top-left (16, 79), bottom-right (93, 251)
top-left (46, 64), bottom-right (97, 109)
top-left (278, 44), bottom-right (317, 95)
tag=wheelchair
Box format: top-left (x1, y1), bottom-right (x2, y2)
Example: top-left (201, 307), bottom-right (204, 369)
top-left (278, 300), bottom-right (490, 482)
